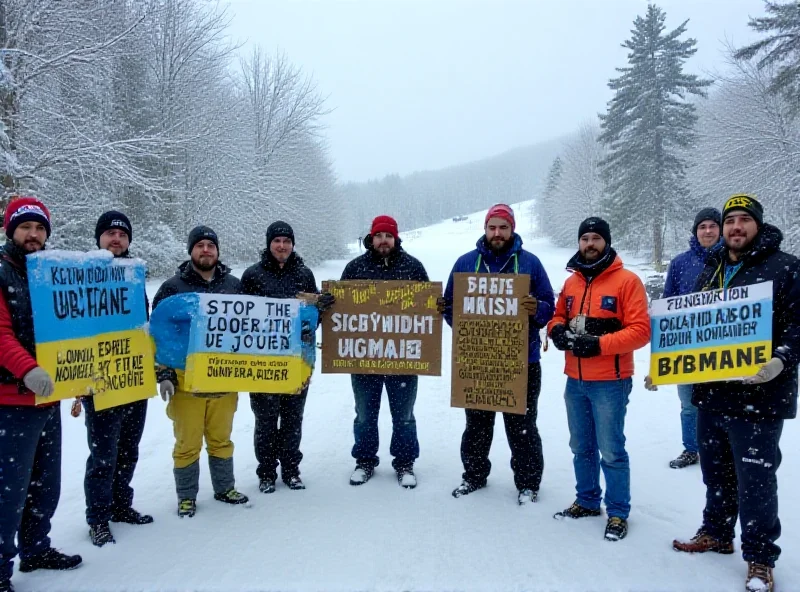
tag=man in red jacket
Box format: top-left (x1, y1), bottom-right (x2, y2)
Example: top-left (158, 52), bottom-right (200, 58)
top-left (0, 197), bottom-right (82, 592)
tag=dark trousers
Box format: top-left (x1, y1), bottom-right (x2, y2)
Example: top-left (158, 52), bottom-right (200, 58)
top-left (698, 409), bottom-right (784, 566)
top-left (351, 374), bottom-right (419, 471)
top-left (0, 405), bottom-right (61, 581)
top-left (250, 388), bottom-right (308, 482)
top-left (84, 397), bottom-right (147, 525)
top-left (461, 362), bottom-right (543, 491)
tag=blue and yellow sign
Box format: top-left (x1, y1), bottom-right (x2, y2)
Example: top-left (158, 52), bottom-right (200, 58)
top-left (27, 251), bottom-right (155, 409)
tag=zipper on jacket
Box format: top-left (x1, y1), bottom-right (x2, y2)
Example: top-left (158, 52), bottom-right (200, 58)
top-left (576, 278), bottom-right (592, 381)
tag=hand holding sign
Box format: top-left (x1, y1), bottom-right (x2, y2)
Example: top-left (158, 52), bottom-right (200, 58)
top-left (520, 295), bottom-right (538, 316)
top-left (742, 357), bottom-right (784, 385)
top-left (23, 367), bottom-right (55, 398)
top-left (644, 375), bottom-right (658, 391)
top-left (159, 380), bottom-right (175, 402)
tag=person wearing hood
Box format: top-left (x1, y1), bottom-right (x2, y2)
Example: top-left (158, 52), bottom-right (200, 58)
top-left (673, 195), bottom-right (800, 592)
top-left (548, 217), bottom-right (650, 542)
top-left (655, 207), bottom-right (722, 469)
top-left (240, 221), bottom-right (333, 494)
top-left (340, 215), bottom-right (429, 488)
top-left (83, 211), bottom-right (153, 548)
top-left (152, 225), bottom-right (249, 518)
top-left (442, 204), bottom-right (555, 505)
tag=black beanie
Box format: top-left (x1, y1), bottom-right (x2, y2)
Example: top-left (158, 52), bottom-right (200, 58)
top-left (722, 194), bottom-right (764, 227)
top-left (95, 211), bottom-right (132, 247)
top-left (578, 217), bottom-right (612, 245)
top-left (187, 225), bottom-right (219, 254)
top-left (266, 221), bottom-right (295, 245)
top-left (692, 207), bottom-right (722, 235)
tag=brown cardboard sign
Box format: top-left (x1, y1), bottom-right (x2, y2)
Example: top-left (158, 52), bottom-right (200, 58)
top-left (451, 273), bottom-right (529, 415)
top-left (321, 280), bottom-right (443, 376)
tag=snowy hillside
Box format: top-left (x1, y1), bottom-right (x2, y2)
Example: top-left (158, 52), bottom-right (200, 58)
top-left (19, 201), bottom-right (799, 592)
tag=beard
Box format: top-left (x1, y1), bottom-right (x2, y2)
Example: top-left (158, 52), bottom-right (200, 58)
top-left (19, 239), bottom-right (44, 253)
top-left (488, 237), bottom-right (510, 252)
top-left (192, 256), bottom-right (216, 272)
top-left (580, 247), bottom-right (601, 262)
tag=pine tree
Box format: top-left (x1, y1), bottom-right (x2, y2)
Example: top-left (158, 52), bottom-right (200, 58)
top-left (536, 156), bottom-right (562, 234)
top-left (598, 4), bottom-right (710, 268)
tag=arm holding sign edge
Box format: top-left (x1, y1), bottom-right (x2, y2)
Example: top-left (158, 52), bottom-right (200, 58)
top-left (0, 290), bottom-right (40, 383)
top-left (597, 275), bottom-right (651, 356)
top-left (151, 280), bottom-right (179, 392)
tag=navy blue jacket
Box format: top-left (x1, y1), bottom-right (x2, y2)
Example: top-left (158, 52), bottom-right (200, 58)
top-left (663, 236), bottom-right (720, 298)
top-left (443, 234), bottom-right (555, 362)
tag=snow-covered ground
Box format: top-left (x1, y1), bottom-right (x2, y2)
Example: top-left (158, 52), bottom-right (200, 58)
top-left (17, 202), bottom-right (798, 592)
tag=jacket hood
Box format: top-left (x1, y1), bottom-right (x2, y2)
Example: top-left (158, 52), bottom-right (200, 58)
top-left (567, 246), bottom-right (621, 279)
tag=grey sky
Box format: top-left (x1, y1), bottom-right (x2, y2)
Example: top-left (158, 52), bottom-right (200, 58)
top-left (225, 0), bottom-right (765, 182)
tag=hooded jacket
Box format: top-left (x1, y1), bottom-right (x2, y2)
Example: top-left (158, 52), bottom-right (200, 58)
top-left (663, 236), bottom-right (721, 298)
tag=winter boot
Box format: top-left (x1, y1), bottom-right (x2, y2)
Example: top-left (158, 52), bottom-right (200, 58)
top-left (553, 502), bottom-right (602, 520)
top-left (349, 464), bottom-right (375, 486)
top-left (259, 478), bottom-right (276, 494)
top-left (111, 507), bottom-right (154, 525)
top-left (178, 499), bottom-right (196, 518)
top-left (604, 517), bottom-right (628, 541)
top-left (89, 522), bottom-right (115, 547)
top-left (452, 480), bottom-right (486, 498)
top-left (284, 476), bottom-right (306, 490)
top-left (396, 467), bottom-right (417, 489)
top-left (214, 489), bottom-right (249, 505)
top-left (669, 450), bottom-right (699, 469)
top-left (746, 562), bottom-right (774, 592)
top-left (0, 577), bottom-right (14, 592)
top-left (18, 548), bottom-right (82, 573)
top-left (518, 488), bottom-right (538, 505)
top-left (672, 529), bottom-right (734, 554)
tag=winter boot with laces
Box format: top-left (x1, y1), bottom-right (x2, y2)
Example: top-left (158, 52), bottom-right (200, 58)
top-left (111, 507), bottom-right (153, 525)
top-left (553, 502), bottom-right (602, 520)
top-left (177, 498), bottom-right (196, 518)
top-left (672, 529), bottom-right (735, 554)
top-left (284, 476), bottom-right (306, 490)
top-left (349, 465), bottom-right (374, 486)
top-left (89, 522), bottom-right (115, 547)
top-left (18, 548), bottom-right (82, 572)
top-left (214, 489), bottom-right (249, 505)
top-left (259, 478), bottom-right (276, 494)
top-left (669, 450), bottom-right (699, 469)
top-left (518, 488), bottom-right (538, 505)
top-left (396, 467), bottom-right (417, 489)
top-left (604, 517), bottom-right (628, 541)
top-left (745, 562), bottom-right (774, 592)
top-left (451, 480), bottom-right (486, 498)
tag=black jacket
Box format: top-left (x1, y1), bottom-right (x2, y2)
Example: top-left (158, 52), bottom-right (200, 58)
top-left (241, 252), bottom-right (318, 299)
top-left (340, 237), bottom-right (429, 282)
top-left (152, 260), bottom-right (241, 310)
top-left (692, 224), bottom-right (800, 421)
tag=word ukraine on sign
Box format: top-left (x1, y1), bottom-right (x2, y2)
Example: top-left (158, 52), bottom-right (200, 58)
top-left (321, 280), bottom-right (443, 376)
top-left (150, 293), bottom-right (318, 394)
top-left (650, 282), bottom-right (773, 385)
top-left (27, 250), bottom-right (155, 409)
top-left (451, 273), bottom-right (529, 415)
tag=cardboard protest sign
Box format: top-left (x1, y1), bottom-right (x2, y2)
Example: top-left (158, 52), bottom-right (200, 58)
top-left (27, 251), bottom-right (155, 409)
top-left (150, 293), bottom-right (318, 394)
top-left (650, 282), bottom-right (773, 385)
top-left (451, 273), bottom-right (529, 414)
top-left (320, 280), bottom-right (443, 375)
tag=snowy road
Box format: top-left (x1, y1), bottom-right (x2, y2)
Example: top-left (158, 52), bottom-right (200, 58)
top-left (18, 202), bottom-right (799, 592)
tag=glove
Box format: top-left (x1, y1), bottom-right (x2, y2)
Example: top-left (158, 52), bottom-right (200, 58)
top-left (71, 398), bottom-right (83, 417)
top-left (316, 292), bottom-right (335, 312)
top-left (569, 315), bottom-right (586, 335)
top-left (159, 380), bottom-right (175, 402)
top-left (301, 323), bottom-right (315, 345)
top-left (550, 324), bottom-right (573, 351)
top-left (520, 295), bottom-right (538, 316)
top-left (436, 297), bottom-right (447, 314)
top-left (23, 367), bottom-right (55, 398)
top-left (743, 357), bottom-right (784, 385)
top-left (572, 334), bottom-right (601, 358)
top-left (644, 375), bottom-right (658, 392)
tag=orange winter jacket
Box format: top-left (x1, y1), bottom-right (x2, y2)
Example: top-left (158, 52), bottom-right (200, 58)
top-left (548, 254), bottom-right (651, 381)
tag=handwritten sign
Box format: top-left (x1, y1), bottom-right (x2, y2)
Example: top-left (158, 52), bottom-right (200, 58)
top-left (321, 280), bottom-right (443, 375)
top-left (649, 282), bottom-right (773, 385)
top-left (27, 251), bottom-right (155, 409)
top-left (451, 273), bottom-right (529, 414)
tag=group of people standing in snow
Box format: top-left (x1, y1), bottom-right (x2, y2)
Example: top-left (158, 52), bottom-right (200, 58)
top-left (0, 194), bottom-right (795, 592)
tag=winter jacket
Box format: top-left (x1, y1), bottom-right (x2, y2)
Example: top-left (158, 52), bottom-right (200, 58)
top-left (241, 252), bottom-right (318, 299)
top-left (663, 236), bottom-right (721, 298)
top-left (443, 234), bottom-right (555, 363)
top-left (691, 224), bottom-right (800, 421)
top-left (0, 243), bottom-right (49, 406)
top-left (548, 248), bottom-right (651, 381)
top-left (340, 237), bottom-right (429, 282)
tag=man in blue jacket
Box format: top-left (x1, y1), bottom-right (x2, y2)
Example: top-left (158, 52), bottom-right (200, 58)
top-left (659, 207), bottom-right (721, 469)
top-left (442, 204), bottom-right (555, 504)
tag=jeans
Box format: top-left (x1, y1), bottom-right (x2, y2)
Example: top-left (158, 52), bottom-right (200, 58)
top-left (677, 384), bottom-right (698, 453)
top-left (564, 377), bottom-right (632, 519)
top-left (250, 387), bottom-right (308, 482)
top-left (351, 374), bottom-right (419, 471)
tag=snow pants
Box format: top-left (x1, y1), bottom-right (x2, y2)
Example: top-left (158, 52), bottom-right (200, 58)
top-left (250, 387), bottom-right (308, 482)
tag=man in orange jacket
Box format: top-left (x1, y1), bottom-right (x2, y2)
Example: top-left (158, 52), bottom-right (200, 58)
top-left (547, 217), bottom-right (650, 542)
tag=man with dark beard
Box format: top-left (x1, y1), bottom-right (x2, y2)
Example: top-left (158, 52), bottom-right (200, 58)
top-left (442, 204), bottom-right (555, 505)
top-left (0, 197), bottom-right (82, 592)
top-left (673, 195), bottom-right (800, 592)
top-left (548, 217), bottom-right (650, 542)
top-left (152, 225), bottom-right (249, 518)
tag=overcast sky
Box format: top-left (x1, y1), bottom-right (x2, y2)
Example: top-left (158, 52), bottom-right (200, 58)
top-left (224, 0), bottom-right (766, 182)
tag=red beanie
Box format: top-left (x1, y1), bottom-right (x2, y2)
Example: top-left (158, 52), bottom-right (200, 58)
top-left (371, 215), bottom-right (399, 239)
top-left (4, 196), bottom-right (52, 239)
top-left (485, 203), bottom-right (515, 230)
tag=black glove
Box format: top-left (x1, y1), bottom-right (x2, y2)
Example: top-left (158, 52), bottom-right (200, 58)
top-left (436, 297), bottom-right (447, 314)
top-left (301, 321), bottom-right (314, 345)
top-left (572, 334), bottom-right (601, 358)
top-left (550, 324), bottom-right (573, 351)
top-left (317, 292), bottom-right (335, 312)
